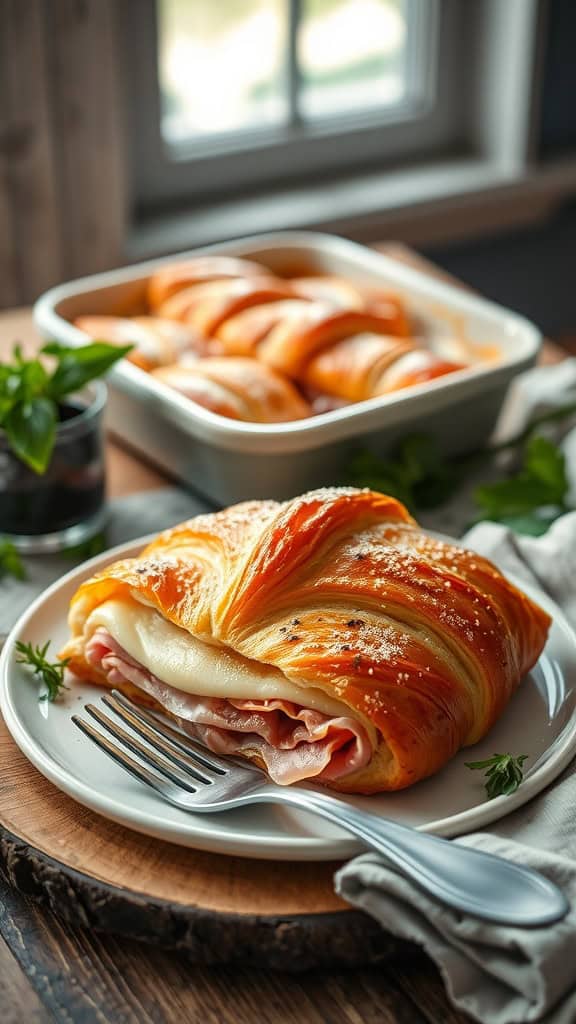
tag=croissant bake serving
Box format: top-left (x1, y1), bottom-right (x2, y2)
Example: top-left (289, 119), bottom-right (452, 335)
top-left (60, 488), bottom-right (550, 794)
top-left (73, 253), bottom-right (469, 423)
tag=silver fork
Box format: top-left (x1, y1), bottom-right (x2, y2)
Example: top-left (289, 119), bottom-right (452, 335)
top-left (72, 689), bottom-right (569, 928)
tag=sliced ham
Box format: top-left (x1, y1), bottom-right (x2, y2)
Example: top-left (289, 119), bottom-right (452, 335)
top-left (85, 628), bottom-right (372, 785)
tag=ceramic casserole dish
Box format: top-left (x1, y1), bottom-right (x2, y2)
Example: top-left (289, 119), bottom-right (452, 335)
top-left (33, 231), bottom-right (541, 505)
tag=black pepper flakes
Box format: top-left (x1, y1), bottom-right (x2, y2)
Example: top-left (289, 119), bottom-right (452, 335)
top-left (353, 654), bottom-right (362, 669)
top-left (288, 635), bottom-right (300, 643)
top-left (355, 552), bottom-right (366, 560)
top-left (292, 618), bottom-right (301, 625)
top-left (340, 644), bottom-right (351, 652)
top-left (346, 619), bottom-right (365, 628)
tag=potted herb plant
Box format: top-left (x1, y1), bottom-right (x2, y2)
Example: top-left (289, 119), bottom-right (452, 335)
top-left (0, 341), bottom-right (130, 552)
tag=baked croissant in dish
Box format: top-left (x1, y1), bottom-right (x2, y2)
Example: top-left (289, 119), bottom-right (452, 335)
top-left (74, 316), bottom-right (205, 371)
top-left (304, 334), bottom-right (465, 402)
top-left (147, 256), bottom-right (268, 309)
top-left (152, 357), bottom-right (311, 422)
top-left (74, 255), bottom-right (478, 421)
top-left (60, 488), bottom-right (550, 794)
top-left (291, 276), bottom-right (411, 328)
top-left (290, 275), bottom-right (371, 310)
top-left (157, 276), bottom-right (296, 336)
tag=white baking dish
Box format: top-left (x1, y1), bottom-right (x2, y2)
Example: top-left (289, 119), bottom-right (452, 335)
top-left (33, 232), bottom-right (541, 505)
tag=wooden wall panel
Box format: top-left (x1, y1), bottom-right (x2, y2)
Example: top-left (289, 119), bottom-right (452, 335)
top-left (0, 0), bottom-right (127, 309)
top-left (0, 1), bottom-right (62, 306)
top-left (46, 0), bottom-right (127, 281)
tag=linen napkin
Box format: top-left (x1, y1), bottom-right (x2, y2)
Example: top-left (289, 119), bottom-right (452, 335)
top-left (336, 361), bottom-right (576, 1024)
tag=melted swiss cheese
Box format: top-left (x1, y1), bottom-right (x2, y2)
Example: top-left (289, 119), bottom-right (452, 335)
top-left (85, 598), bottom-right (350, 718)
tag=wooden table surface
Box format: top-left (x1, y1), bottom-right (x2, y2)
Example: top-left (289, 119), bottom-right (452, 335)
top-left (0, 254), bottom-right (562, 1024)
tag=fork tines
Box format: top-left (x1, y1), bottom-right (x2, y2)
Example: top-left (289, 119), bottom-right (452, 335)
top-left (72, 689), bottom-right (232, 799)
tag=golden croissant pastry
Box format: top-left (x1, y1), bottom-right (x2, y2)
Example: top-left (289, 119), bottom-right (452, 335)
top-left (157, 276), bottom-right (296, 336)
top-left (74, 316), bottom-right (205, 371)
top-left (60, 488), bottom-right (550, 794)
top-left (244, 306), bottom-right (411, 378)
top-left (290, 275), bottom-right (368, 309)
top-left (291, 276), bottom-right (411, 328)
top-left (147, 256), bottom-right (268, 309)
top-left (152, 357), bottom-right (311, 422)
top-left (304, 333), bottom-right (465, 402)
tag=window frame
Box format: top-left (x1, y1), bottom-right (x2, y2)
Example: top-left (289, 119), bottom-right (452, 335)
top-left (122, 0), bottom-right (468, 208)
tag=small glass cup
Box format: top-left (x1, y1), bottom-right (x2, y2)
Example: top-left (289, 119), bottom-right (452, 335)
top-left (0, 381), bottom-right (108, 553)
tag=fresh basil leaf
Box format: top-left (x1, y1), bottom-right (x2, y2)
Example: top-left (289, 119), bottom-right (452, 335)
top-left (44, 341), bottom-right (132, 398)
top-left (18, 359), bottom-right (49, 402)
top-left (4, 397), bottom-right (57, 474)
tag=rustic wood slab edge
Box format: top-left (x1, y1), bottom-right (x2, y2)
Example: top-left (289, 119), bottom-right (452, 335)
top-left (0, 720), bottom-right (412, 970)
top-left (0, 822), bottom-right (408, 971)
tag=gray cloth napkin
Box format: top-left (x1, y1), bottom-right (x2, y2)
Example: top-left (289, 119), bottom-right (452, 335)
top-left (0, 488), bottom-right (208, 635)
top-left (336, 361), bottom-right (576, 1024)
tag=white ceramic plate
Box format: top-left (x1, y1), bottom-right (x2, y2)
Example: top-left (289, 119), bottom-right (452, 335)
top-left (1, 537), bottom-right (576, 861)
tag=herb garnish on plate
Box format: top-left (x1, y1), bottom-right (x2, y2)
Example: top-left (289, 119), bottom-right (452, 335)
top-left (465, 752), bottom-right (529, 799)
top-left (15, 641), bottom-right (69, 702)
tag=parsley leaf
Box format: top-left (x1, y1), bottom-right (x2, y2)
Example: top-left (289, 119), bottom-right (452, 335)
top-left (347, 433), bottom-right (460, 511)
top-left (15, 641), bottom-right (69, 702)
top-left (0, 539), bottom-right (26, 581)
top-left (475, 435), bottom-right (569, 526)
top-left (61, 530), bottom-right (107, 561)
top-left (465, 753), bottom-right (528, 799)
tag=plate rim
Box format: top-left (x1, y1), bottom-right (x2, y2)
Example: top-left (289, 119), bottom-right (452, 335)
top-left (1, 533), bottom-right (576, 860)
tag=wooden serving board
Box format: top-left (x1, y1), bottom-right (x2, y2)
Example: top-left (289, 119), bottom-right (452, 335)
top-left (0, 718), bottom-right (407, 969)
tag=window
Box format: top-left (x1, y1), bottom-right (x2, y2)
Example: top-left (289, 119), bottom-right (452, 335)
top-left (125, 0), bottom-right (465, 208)
top-left (158, 0), bottom-right (412, 146)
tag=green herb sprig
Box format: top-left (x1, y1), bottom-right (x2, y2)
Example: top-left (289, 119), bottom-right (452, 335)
top-left (0, 341), bottom-right (132, 474)
top-left (0, 538), bottom-right (26, 581)
top-left (15, 641), bottom-right (69, 702)
top-left (347, 434), bottom-right (459, 511)
top-left (465, 752), bottom-right (528, 799)
top-left (474, 435), bottom-right (569, 536)
top-left (346, 401), bottom-right (576, 535)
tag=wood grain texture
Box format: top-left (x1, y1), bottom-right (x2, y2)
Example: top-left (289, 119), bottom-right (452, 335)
top-left (0, 1), bottom-right (63, 307)
top-left (0, 0), bottom-right (127, 308)
top-left (0, 871), bottom-right (462, 1024)
top-left (0, 720), bottom-right (406, 969)
top-left (0, 925), bottom-right (46, 1024)
top-left (46, 0), bottom-right (126, 281)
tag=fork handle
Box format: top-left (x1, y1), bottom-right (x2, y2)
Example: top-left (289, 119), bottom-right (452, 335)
top-left (255, 786), bottom-right (568, 927)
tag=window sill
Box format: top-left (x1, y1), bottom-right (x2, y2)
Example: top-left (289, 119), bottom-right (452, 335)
top-left (126, 154), bottom-right (576, 263)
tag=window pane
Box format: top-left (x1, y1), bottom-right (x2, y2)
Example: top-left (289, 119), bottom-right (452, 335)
top-left (158, 0), bottom-right (288, 145)
top-left (299, 0), bottom-right (409, 120)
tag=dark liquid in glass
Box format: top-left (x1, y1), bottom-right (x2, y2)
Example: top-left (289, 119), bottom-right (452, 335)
top-left (0, 401), bottom-right (105, 536)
